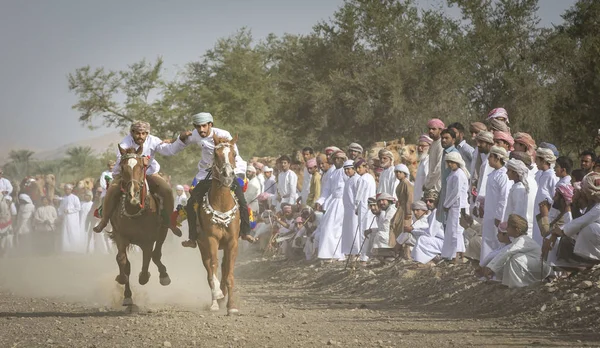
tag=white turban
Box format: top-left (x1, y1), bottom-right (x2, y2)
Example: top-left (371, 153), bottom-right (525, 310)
top-left (536, 148), bottom-right (556, 164)
top-left (343, 160), bottom-right (355, 169)
top-left (377, 192), bottom-right (396, 202)
top-left (444, 152), bottom-right (470, 179)
top-left (490, 146), bottom-right (509, 162)
top-left (263, 166), bottom-right (273, 173)
top-left (475, 131), bottom-right (494, 144)
top-left (176, 185), bottom-right (184, 191)
top-left (394, 164), bottom-right (410, 176)
top-left (130, 120), bottom-right (151, 133)
top-left (506, 159), bottom-right (530, 193)
top-left (378, 149), bottom-right (394, 160)
top-left (411, 201), bottom-right (428, 211)
top-left (192, 112), bottom-right (213, 125)
top-left (348, 143), bottom-right (363, 153)
top-left (247, 165), bottom-right (257, 173)
top-left (64, 184), bottom-right (74, 190)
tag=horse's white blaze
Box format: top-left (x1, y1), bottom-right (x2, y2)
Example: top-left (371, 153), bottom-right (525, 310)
top-left (221, 146), bottom-right (231, 165)
top-left (126, 158), bottom-right (137, 170)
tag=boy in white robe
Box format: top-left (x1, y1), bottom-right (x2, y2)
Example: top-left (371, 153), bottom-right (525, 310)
top-left (413, 135), bottom-right (432, 202)
top-left (341, 160), bottom-right (360, 256)
top-left (58, 184), bottom-right (82, 253)
top-left (533, 148), bottom-right (559, 245)
top-left (483, 214), bottom-right (551, 288)
top-left (395, 201), bottom-right (429, 260)
top-left (480, 146), bottom-right (512, 265)
top-left (411, 190), bottom-right (444, 264)
top-left (441, 152), bottom-right (469, 262)
top-left (354, 159), bottom-right (377, 262)
top-left (32, 196), bottom-right (57, 255)
top-left (554, 157), bottom-right (573, 188)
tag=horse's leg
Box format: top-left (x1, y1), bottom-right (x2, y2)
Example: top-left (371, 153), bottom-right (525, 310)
top-left (218, 251), bottom-right (229, 309)
top-left (138, 243), bottom-right (152, 285)
top-left (225, 238), bottom-right (239, 315)
top-left (115, 239), bottom-right (133, 306)
top-left (204, 237), bottom-right (223, 311)
top-left (152, 226), bottom-right (170, 286)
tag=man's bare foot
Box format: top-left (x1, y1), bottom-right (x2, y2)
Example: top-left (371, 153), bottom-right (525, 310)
top-left (181, 240), bottom-right (197, 248)
top-left (170, 225), bottom-right (182, 237)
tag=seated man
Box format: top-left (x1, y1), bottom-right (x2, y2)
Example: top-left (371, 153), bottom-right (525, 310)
top-left (482, 214), bottom-right (551, 287)
top-left (93, 121), bottom-right (187, 235)
top-left (181, 112), bottom-right (254, 247)
top-left (411, 190), bottom-right (445, 265)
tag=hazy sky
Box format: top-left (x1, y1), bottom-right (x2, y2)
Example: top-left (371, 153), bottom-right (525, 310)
top-left (0, 0), bottom-right (576, 150)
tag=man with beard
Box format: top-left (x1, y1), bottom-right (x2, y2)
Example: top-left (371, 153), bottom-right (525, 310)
top-left (347, 143), bottom-right (363, 161)
top-left (423, 119), bottom-right (445, 194)
top-left (448, 122), bottom-right (474, 175)
top-left (300, 147), bottom-right (315, 206)
top-left (411, 190), bottom-right (445, 265)
top-left (414, 135), bottom-right (432, 203)
top-left (306, 158), bottom-right (321, 208)
top-left (437, 128), bottom-right (460, 223)
top-left (377, 148), bottom-right (396, 195)
top-left (245, 165), bottom-right (261, 215)
top-left (472, 131), bottom-right (495, 219)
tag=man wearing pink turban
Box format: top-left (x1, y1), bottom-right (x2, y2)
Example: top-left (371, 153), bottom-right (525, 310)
top-left (487, 107), bottom-right (509, 124)
top-left (424, 119), bottom-right (445, 193)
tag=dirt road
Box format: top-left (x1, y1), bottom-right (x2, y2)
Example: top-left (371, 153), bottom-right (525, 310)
top-left (0, 243), bottom-right (598, 347)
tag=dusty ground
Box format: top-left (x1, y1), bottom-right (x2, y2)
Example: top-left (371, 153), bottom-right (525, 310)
top-left (1, 240), bottom-right (599, 348)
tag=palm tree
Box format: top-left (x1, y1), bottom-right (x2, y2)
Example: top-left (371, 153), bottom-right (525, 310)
top-left (63, 146), bottom-right (97, 178)
top-left (8, 149), bottom-right (36, 178)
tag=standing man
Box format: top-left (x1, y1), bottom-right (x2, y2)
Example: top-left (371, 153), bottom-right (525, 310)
top-left (341, 160), bottom-right (359, 256)
top-left (472, 131), bottom-right (495, 218)
top-left (423, 118), bottom-right (445, 194)
top-left (448, 122), bottom-right (474, 175)
top-left (180, 112), bottom-right (254, 247)
top-left (413, 135), bottom-right (432, 203)
top-left (245, 165), bottom-right (261, 215)
top-left (354, 159), bottom-right (376, 262)
top-left (0, 168), bottom-right (13, 196)
top-left (377, 148), bottom-right (396, 195)
top-left (263, 167), bottom-right (276, 195)
top-left (276, 155), bottom-right (299, 209)
top-left (300, 147), bottom-right (315, 206)
top-left (59, 184), bottom-right (82, 253)
top-left (306, 158), bottom-right (321, 209)
top-left (480, 146), bottom-right (511, 264)
top-left (533, 148), bottom-right (559, 245)
top-left (437, 128), bottom-right (459, 223)
top-left (99, 160), bottom-right (115, 198)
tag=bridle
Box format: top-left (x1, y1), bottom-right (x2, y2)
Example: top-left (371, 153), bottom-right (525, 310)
top-left (211, 142), bottom-right (236, 187)
top-left (119, 153), bottom-right (148, 218)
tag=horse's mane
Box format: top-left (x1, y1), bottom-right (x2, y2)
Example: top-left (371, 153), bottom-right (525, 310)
top-left (214, 136), bottom-right (230, 145)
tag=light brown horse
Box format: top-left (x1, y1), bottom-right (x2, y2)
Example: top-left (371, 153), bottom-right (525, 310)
top-left (196, 135), bottom-right (241, 315)
top-left (109, 145), bottom-right (171, 306)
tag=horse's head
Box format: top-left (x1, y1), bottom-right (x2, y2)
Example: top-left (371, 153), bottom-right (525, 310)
top-left (213, 134), bottom-right (238, 187)
top-left (118, 144), bottom-right (145, 206)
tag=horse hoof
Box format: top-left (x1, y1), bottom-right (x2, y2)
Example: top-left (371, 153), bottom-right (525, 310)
top-left (227, 308), bottom-right (239, 316)
top-left (212, 290), bottom-right (225, 300)
top-left (122, 298), bottom-right (133, 306)
top-left (115, 275), bottom-right (128, 285)
top-left (139, 272), bottom-right (151, 285)
top-left (159, 275), bottom-right (171, 286)
top-left (210, 301), bottom-right (219, 312)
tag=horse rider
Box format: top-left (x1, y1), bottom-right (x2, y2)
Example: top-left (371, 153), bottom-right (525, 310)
top-left (93, 120), bottom-right (189, 236)
top-left (180, 112), bottom-right (255, 248)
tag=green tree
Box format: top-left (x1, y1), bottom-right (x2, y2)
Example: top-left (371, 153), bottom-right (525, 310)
top-left (62, 146), bottom-right (100, 179)
top-left (6, 149), bottom-right (36, 179)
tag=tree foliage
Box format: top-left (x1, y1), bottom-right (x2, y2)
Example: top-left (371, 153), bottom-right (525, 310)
top-left (65, 0), bottom-right (600, 185)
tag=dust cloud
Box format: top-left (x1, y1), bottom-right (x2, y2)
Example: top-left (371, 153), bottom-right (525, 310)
top-left (0, 233), bottom-right (214, 310)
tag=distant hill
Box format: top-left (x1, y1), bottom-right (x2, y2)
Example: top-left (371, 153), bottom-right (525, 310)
top-left (0, 131), bottom-right (124, 165)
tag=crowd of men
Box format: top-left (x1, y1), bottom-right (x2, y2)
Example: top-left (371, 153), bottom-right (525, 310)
top-left (248, 108), bottom-right (600, 288)
top-left (1, 109), bottom-right (600, 289)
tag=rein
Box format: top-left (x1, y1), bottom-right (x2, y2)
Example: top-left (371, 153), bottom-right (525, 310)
top-left (120, 153), bottom-right (149, 218)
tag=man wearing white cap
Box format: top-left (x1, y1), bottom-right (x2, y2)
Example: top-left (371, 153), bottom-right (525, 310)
top-left (441, 152), bottom-right (470, 262)
top-left (347, 143), bottom-right (363, 161)
top-left (392, 163), bottom-right (413, 246)
top-left (99, 160), bottom-right (115, 198)
top-left (179, 112), bottom-right (254, 247)
top-left (533, 147), bottom-right (559, 245)
top-left (354, 159), bottom-right (376, 262)
top-left (369, 193), bottom-right (398, 249)
top-left (245, 164), bottom-right (261, 214)
top-left (58, 184), bottom-right (82, 253)
top-left (0, 168), bottom-right (13, 196)
top-left (93, 120), bottom-right (188, 236)
top-left (341, 160), bottom-right (359, 256)
top-left (263, 166), bottom-right (277, 195)
top-left (315, 150), bottom-right (347, 260)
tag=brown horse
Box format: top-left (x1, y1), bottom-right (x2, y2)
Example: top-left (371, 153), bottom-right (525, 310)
top-left (109, 145), bottom-right (171, 306)
top-left (196, 135), bottom-right (241, 315)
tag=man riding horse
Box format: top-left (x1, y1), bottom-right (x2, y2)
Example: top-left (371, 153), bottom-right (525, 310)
top-left (93, 120), bottom-right (188, 235)
top-left (181, 112), bottom-right (255, 247)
